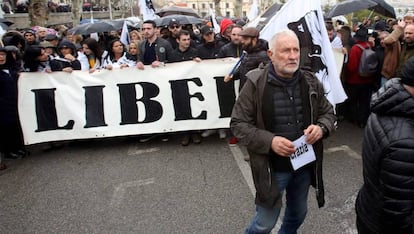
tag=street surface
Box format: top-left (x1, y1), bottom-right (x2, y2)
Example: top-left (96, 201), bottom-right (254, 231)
top-left (0, 120), bottom-right (364, 233)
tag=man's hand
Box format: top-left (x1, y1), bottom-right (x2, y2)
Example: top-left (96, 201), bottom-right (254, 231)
top-left (151, 60), bottom-right (161, 68)
top-left (136, 62), bottom-right (144, 70)
top-left (62, 67), bottom-right (73, 73)
top-left (64, 54), bottom-right (76, 62)
top-left (304, 124), bottom-right (323, 145)
top-left (271, 136), bottom-right (295, 157)
top-left (224, 74), bottom-right (233, 82)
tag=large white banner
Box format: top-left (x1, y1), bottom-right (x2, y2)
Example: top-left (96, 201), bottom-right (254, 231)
top-left (260, 0), bottom-right (347, 105)
top-left (18, 59), bottom-right (238, 145)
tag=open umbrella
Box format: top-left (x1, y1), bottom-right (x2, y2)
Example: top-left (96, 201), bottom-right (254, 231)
top-left (156, 6), bottom-right (200, 18)
top-left (369, 0), bottom-right (395, 18)
top-left (326, 0), bottom-right (378, 18)
top-left (154, 14), bottom-right (204, 27)
top-left (68, 20), bottom-right (124, 35)
top-left (0, 18), bottom-right (14, 27)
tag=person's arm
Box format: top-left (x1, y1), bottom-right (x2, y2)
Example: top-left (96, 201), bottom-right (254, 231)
top-left (230, 77), bottom-right (275, 155)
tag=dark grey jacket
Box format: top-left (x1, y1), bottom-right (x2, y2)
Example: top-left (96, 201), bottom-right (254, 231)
top-left (138, 37), bottom-right (173, 63)
top-left (356, 78), bottom-right (414, 234)
top-left (230, 63), bottom-right (335, 209)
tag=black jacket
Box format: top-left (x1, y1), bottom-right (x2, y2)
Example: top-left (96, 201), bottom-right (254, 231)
top-left (169, 47), bottom-right (198, 63)
top-left (218, 42), bottom-right (243, 58)
top-left (231, 63), bottom-right (336, 209)
top-left (138, 37), bottom-right (173, 63)
top-left (197, 40), bottom-right (225, 59)
top-left (356, 78), bottom-right (414, 234)
top-left (233, 38), bottom-right (269, 88)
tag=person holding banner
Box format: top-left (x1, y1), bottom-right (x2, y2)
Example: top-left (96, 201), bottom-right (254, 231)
top-left (0, 47), bottom-right (27, 169)
top-left (231, 30), bottom-right (335, 233)
top-left (101, 39), bottom-right (136, 70)
top-left (50, 40), bottom-right (81, 72)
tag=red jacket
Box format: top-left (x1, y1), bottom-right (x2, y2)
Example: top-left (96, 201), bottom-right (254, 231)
top-left (346, 40), bottom-right (374, 84)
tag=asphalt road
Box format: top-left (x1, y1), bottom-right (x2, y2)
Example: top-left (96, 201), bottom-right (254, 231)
top-left (0, 120), bottom-right (364, 233)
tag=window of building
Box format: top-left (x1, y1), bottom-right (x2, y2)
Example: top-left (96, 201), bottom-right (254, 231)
top-left (202, 3), bottom-right (206, 8)
top-left (193, 4), bottom-right (196, 9)
top-left (226, 11), bottom-right (230, 17)
top-left (225, 3), bottom-right (229, 8)
top-left (209, 3), bottom-right (213, 8)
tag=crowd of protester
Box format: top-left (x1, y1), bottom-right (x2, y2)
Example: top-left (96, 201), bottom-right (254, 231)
top-left (0, 12), bottom-right (413, 169)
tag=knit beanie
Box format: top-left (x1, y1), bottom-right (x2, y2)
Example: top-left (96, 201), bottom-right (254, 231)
top-left (401, 56), bottom-right (414, 86)
top-left (220, 18), bottom-right (233, 35)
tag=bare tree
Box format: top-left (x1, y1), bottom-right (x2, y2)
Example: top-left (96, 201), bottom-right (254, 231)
top-left (29, 0), bottom-right (49, 26)
top-left (214, 0), bottom-right (222, 17)
top-left (234, 0), bottom-right (242, 17)
top-left (72, 0), bottom-right (81, 26)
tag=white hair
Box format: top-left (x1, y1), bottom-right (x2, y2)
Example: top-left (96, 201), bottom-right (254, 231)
top-left (268, 29), bottom-right (299, 53)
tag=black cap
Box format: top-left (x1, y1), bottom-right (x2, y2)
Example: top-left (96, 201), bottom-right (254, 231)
top-left (45, 34), bottom-right (58, 41)
top-left (200, 25), bottom-right (214, 35)
top-left (23, 29), bottom-right (35, 36)
top-left (168, 18), bottom-right (180, 27)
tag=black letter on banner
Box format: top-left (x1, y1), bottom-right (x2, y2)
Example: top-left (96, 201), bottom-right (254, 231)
top-left (118, 82), bottom-right (163, 124)
top-left (32, 89), bottom-right (75, 132)
top-left (169, 78), bottom-right (206, 120)
top-left (83, 86), bottom-right (107, 128)
top-left (214, 76), bottom-right (236, 118)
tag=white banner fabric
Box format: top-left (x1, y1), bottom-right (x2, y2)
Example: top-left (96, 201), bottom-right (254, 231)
top-left (18, 59), bottom-right (238, 145)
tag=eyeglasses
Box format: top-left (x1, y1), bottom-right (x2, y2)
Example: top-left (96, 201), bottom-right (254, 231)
top-left (169, 25), bottom-right (181, 29)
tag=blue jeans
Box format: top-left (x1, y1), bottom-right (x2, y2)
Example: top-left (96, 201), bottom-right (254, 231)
top-left (245, 167), bottom-right (312, 234)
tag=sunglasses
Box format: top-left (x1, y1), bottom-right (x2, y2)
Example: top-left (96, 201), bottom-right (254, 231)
top-left (169, 25), bottom-right (181, 29)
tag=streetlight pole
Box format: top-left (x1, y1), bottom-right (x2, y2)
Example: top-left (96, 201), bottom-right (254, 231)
top-left (108, 0), bottom-right (113, 19)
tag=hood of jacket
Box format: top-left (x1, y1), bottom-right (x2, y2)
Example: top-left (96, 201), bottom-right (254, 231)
top-left (370, 78), bottom-right (414, 118)
top-left (57, 40), bottom-right (77, 57)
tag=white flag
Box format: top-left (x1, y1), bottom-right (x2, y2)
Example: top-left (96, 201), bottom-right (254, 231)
top-left (139, 0), bottom-right (157, 21)
top-left (209, 8), bottom-right (221, 34)
top-left (120, 20), bottom-right (130, 46)
top-left (260, 0), bottom-right (347, 105)
top-left (247, 0), bottom-right (259, 22)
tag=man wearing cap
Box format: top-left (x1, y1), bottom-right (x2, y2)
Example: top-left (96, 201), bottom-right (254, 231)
top-left (231, 29), bottom-right (335, 233)
top-left (197, 25), bottom-right (225, 59)
top-left (224, 27), bottom-right (269, 89)
top-left (355, 56), bottom-right (414, 234)
top-left (23, 30), bottom-right (39, 50)
top-left (136, 20), bottom-right (173, 69)
top-left (166, 18), bottom-right (181, 49)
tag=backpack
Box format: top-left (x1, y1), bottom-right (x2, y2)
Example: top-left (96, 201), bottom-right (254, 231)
top-left (355, 44), bottom-right (378, 77)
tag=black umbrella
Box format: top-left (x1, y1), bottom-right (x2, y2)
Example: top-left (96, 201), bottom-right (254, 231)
top-left (326, 0), bottom-right (378, 18)
top-left (0, 18), bottom-right (14, 27)
top-left (369, 0), bottom-right (396, 18)
top-left (156, 6), bottom-right (200, 18)
top-left (154, 14), bottom-right (204, 27)
top-left (68, 20), bottom-right (124, 35)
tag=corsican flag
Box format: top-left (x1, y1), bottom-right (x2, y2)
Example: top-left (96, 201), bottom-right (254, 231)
top-left (208, 8), bottom-right (221, 34)
top-left (139, 0), bottom-right (157, 21)
top-left (260, 0), bottom-right (347, 105)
